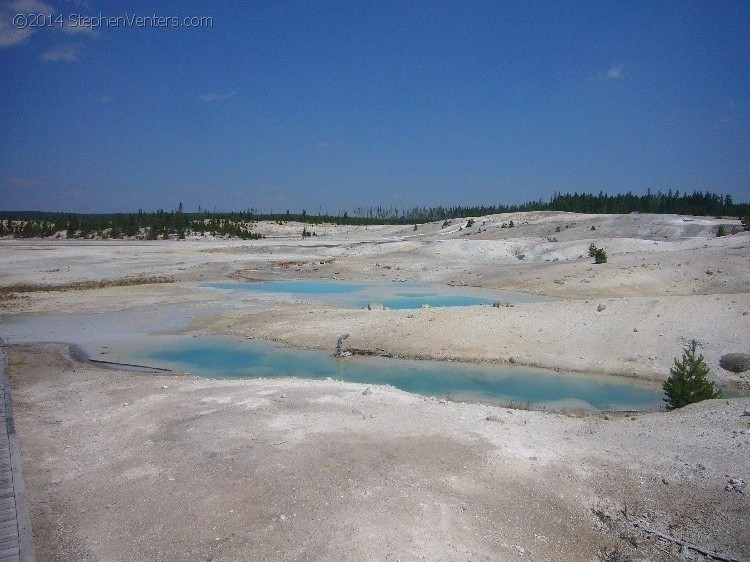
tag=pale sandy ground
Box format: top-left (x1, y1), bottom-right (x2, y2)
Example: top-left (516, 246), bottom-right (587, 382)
top-left (1, 211), bottom-right (750, 560)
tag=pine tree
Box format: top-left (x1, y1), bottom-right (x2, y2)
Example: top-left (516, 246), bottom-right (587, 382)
top-left (663, 340), bottom-right (721, 410)
top-left (741, 211), bottom-right (750, 232)
top-left (588, 243), bottom-right (607, 264)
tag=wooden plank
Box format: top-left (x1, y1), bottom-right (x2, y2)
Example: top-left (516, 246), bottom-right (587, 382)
top-left (0, 546), bottom-right (20, 558)
top-left (0, 342), bottom-right (35, 562)
top-left (0, 538), bottom-right (18, 551)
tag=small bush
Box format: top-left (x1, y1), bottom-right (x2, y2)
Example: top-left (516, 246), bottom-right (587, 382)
top-left (663, 340), bottom-right (721, 410)
top-left (716, 224), bottom-right (726, 237)
top-left (588, 243), bottom-right (607, 264)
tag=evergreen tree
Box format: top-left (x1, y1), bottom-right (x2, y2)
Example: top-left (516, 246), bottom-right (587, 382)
top-left (588, 243), bottom-right (607, 264)
top-left (663, 340), bottom-right (721, 410)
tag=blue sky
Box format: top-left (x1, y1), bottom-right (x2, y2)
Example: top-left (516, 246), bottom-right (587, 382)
top-left (1, 0), bottom-right (748, 212)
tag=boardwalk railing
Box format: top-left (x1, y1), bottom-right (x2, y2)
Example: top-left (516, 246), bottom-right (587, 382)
top-left (0, 340), bottom-right (35, 562)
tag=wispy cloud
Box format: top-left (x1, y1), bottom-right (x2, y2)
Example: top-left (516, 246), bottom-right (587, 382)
top-left (40, 43), bottom-right (79, 61)
top-left (199, 90), bottom-right (237, 102)
top-left (0, 24), bottom-right (32, 47)
top-left (2, 176), bottom-right (38, 189)
top-left (0, 0), bottom-right (55, 46)
top-left (590, 63), bottom-right (633, 82)
top-left (0, 0), bottom-right (95, 56)
top-left (100, 95), bottom-right (111, 104)
top-left (605, 64), bottom-right (623, 79)
top-left (59, 18), bottom-right (97, 36)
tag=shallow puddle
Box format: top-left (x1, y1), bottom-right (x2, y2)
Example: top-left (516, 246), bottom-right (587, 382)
top-left (203, 279), bottom-right (549, 309)
top-left (135, 336), bottom-right (665, 411)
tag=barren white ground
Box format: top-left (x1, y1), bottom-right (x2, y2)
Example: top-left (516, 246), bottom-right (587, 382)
top-left (1, 211), bottom-right (749, 560)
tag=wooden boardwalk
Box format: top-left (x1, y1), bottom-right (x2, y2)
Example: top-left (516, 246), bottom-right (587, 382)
top-left (0, 341), bottom-right (35, 562)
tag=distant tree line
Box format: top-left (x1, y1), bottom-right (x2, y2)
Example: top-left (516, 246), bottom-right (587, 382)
top-left (0, 206), bottom-right (264, 240)
top-left (1, 190), bottom-right (748, 239)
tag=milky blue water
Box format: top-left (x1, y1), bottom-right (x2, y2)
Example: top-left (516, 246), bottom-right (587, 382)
top-left (204, 280), bottom-right (545, 309)
top-left (135, 337), bottom-right (664, 411)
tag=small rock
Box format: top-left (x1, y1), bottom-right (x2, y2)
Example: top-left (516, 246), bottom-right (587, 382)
top-left (485, 415), bottom-right (504, 423)
top-left (280, 394), bottom-right (287, 399)
top-left (509, 357), bottom-right (516, 364)
top-left (161, 385), bottom-right (169, 389)
top-left (633, 328), bottom-right (638, 332)
top-left (367, 302), bottom-right (384, 310)
top-left (419, 303), bottom-right (430, 309)
top-left (362, 388), bottom-right (372, 396)
top-left (725, 478), bottom-right (746, 493)
top-left (439, 398), bottom-right (447, 404)
top-left (553, 279), bottom-right (565, 285)
top-left (597, 304), bottom-right (606, 312)
top-left (706, 269), bottom-right (714, 275)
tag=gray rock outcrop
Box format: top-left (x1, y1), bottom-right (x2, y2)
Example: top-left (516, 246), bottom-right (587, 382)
top-left (719, 353), bottom-right (750, 373)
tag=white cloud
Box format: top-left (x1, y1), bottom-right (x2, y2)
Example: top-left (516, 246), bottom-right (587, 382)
top-left (0, 0), bottom-right (95, 53)
top-left (589, 63), bottom-right (630, 82)
top-left (0, 0), bottom-right (54, 46)
top-left (40, 43), bottom-right (79, 61)
top-left (100, 95), bottom-right (111, 104)
top-left (606, 64), bottom-right (623, 79)
top-left (199, 90), bottom-right (237, 102)
top-left (0, 24), bottom-right (32, 46)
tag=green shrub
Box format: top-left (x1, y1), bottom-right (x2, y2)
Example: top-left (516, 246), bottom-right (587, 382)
top-left (716, 224), bottom-right (726, 237)
top-left (588, 243), bottom-right (607, 264)
top-left (663, 340), bottom-right (721, 410)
